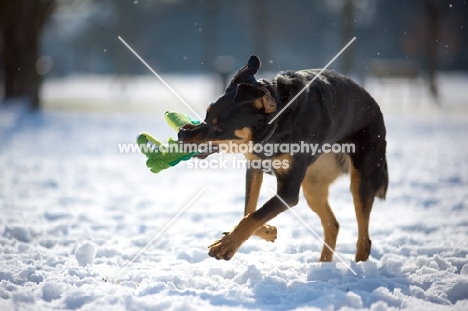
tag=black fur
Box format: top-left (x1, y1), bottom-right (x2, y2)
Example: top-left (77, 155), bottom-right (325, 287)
top-left (179, 55), bottom-right (388, 260)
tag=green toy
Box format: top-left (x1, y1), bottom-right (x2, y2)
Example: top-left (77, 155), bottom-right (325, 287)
top-left (164, 111), bottom-right (200, 131)
top-left (136, 111), bottom-right (200, 174)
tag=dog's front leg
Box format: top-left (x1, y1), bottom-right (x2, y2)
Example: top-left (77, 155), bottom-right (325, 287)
top-left (244, 167), bottom-right (277, 242)
top-left (208, 157), bottom-right (308, 260)
top-left (244, 167), bottom-right (263, 215)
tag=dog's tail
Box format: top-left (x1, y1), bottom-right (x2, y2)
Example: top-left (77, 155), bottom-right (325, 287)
top-left (375, 158), bottom-right (388, 200)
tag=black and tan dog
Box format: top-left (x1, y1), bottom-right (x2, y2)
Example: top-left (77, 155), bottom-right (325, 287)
top-left (178, 55), bottom-right (388, 262)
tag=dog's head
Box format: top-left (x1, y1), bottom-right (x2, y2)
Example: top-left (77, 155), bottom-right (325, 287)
top-left (178, 55), bottom-right (277, 156)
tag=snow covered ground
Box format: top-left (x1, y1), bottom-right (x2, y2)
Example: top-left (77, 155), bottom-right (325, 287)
top-left (1, 74), bottom-right (468, 310)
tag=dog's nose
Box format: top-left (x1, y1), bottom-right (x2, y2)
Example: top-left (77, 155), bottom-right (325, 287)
top-left (178, 128), bottom-right (189, 141)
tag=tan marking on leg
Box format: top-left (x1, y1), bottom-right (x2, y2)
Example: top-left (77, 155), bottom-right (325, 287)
top-left (350, 164), bottom-right (373, 262)
top-left (252, 224), bottom-right (277, 242)
top-left (302, 181), bottom-right (338, 262)
top-left (244, 153), bottom-right (277, 242)
top-left (302, 154), bottom-right (345, 262)
top-left (246, 153), bottom-right (290, 242)
top-left (245, 170), bottom-right (263, 215)
top-left (208, 214), bottom-right (262, 260)
top-left (272, 153), bottom-right (293, 176)
top-left (244, 153), bottom-right (261, 162)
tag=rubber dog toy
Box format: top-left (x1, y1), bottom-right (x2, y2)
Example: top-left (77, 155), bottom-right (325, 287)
top-left (164, 111), bottom-right (200, 131)
top-left (136, 111), bottom-right (199, 174)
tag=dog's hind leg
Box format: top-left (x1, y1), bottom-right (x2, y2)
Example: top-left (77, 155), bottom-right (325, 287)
top-left (302, 180), bottom-right (339, 262)
top-left (301, 154), bottom-right (344, 262)
top-left (348, 116), bottom-right (387, 262)
top-left (350, 164), bottom-right (374, 262)
top-left (245, 164), bottom-right (277, 242)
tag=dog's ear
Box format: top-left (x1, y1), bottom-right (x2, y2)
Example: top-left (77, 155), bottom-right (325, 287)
top-left (234, 83), bottom-right (276, 113)
top-left (230, 55), bottom-right (261, 85)
top-left (241, 55), bottom-right (261, 76)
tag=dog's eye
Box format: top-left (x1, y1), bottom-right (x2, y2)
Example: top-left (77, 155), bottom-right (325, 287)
top-left (213, 125), bottom-right (223, 133)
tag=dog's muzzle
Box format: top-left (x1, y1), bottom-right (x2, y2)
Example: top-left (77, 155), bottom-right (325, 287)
top-left (178, 125), bottom-right (218, 159)
top-left (177, 127), bottom-right (191, 141)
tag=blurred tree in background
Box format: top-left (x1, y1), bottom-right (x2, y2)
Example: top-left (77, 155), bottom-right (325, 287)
top-left (421, 0), bottom-right (451, 98)
top-left (1, 0), bottom-right (467, 108)
top-left (0, 0), bottom-right (56, 110)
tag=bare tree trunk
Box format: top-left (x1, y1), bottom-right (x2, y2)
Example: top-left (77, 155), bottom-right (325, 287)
top-left (423, 0), bottom-right (440, 99)
top-left (341, 0), bottom-right (354, 76)
top-left (22, 28), bottom-right (41, 110)
top-left (0, 0), bottom-right (55, 110)
top-left (1, 0), bottom-right (23, 99)
top-left (2, 23), bottom-right (19, 98)
top-left (251, 0), bottom-right (269, 69)
top-left (201, 0), bottom-right (219, 72)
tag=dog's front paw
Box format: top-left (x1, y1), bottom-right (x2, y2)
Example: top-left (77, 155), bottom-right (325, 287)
top-left (254, 224), bottom-right (277, 242)
top-left (208, 233), bottom-right (242, 261)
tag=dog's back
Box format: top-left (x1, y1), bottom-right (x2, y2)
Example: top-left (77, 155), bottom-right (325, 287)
top-left (179, 56), bottom-right (388, 262)
top-left (265, 69), bottom-right (388, 200)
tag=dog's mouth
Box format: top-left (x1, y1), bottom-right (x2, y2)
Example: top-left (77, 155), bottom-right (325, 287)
top-left (178, 137), bottom-right (220, 159)
top-left (178, 124), bottom-right (222, 158)
top-left (193, 144), bottom-right (219, 159)
top-left (179, 124), bottom-right (252, 158)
